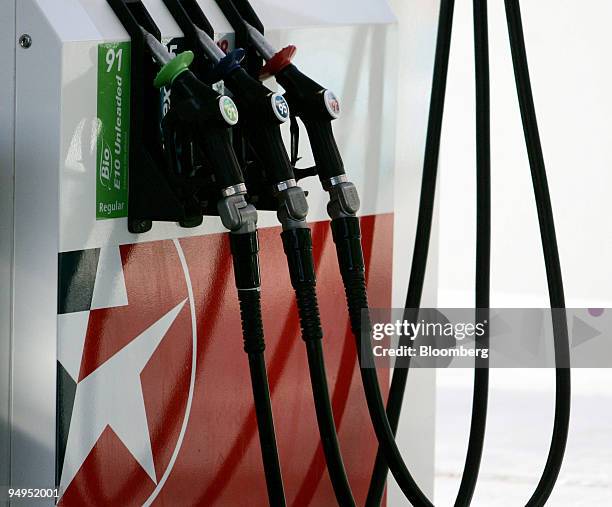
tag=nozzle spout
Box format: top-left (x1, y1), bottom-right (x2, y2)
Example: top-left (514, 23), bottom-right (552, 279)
top-left (140, 27), bottom-right (173, 66)
top-left (244, 21), bottom-right (277, 61)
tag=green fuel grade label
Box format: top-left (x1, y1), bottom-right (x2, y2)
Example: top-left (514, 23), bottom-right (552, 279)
top-left (96, 42), bottom-right (130, 220)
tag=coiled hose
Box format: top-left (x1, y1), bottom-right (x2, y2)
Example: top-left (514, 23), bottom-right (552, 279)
top-left (455, 0), bottom-right (491, 505)
top-left (504, 1), bottom-right (571, 505)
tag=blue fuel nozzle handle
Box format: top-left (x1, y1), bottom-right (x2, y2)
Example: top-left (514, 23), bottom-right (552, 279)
top-left (205, 48), bottom-right (246, 84)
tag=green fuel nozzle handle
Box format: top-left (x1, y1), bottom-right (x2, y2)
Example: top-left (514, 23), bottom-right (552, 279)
top-left (146, 35), bottom-right (244, 191)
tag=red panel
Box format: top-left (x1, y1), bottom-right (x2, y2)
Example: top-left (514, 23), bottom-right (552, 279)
top-left (58, 214), bottom-right (393, 506)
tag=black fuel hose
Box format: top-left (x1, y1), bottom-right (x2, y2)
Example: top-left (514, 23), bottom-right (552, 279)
top-left (193, 0), bottom-right (391, 499)
top-left (165, 63), bottom-right (288, 505)
top-left (455, 0), bottom-right (490, 504)
top-left (231, 231), bottom-right (287, 507)
top-left (282, 228), bottom-right (356, 507)
top-left (504, 1), bottom-right (571, 505)
top-left (160, 58), bottom-right (288, 506)
top-left (245, 350), bottom-right (285, 507)
top-left (331, 217), bottom-right (433, 507)
top-left (213, 0), bottom-right (444, 500)
top-left (305, 339), bottom-right (356, 507)
top-left (192, 5), bottom-right (357, 500)
top-left (366, 1), bottom-right (455, 505)
top-left (102, 5), bottom-right (288, 502)
top-left (220, 53), bottom-right (358, 507)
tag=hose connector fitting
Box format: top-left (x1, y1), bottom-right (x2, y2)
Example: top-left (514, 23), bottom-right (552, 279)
top-left (218, 189), bottom-right (258, 234)
top-left (327, 181), bottom-right (361, 219)
top-left (276, 186), bottom-right (309, 231)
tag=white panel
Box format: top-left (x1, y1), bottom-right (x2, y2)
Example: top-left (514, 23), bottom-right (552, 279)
top-left (90, 246), bottom-right (128, 310)
top-left (193, 0), bottom-right (234, 34)
top-left (48, 0), bottom-right (395, 42)
top-left (142, 0), bottom-right (183, 38)
top-left (387, 0), bottom-right (439, 504)
top-left (12, 0), bottom-right (62, 494)
top-left (77, 0), bottom-right (129, 41)
top-left (37, 0), bottom-right (104, 41)
top-left (0, 0), bottom-right (16, 492)
top-left (246, 0), bottom-right (395, 30)
top-left (57, 312), bottom-right (90, 381)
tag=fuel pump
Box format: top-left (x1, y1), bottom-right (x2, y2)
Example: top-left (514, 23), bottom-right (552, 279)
top-left (160, 1), bottom-right (357, 504)
top-left (0, 0), bottom-right (575, 504)
top-left (105, 1), bottom-right (286, 505)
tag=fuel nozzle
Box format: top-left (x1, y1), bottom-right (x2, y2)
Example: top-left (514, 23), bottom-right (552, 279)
top-left (140, 25), bottom-right (259, 238)
top-left (243, 11), bottom-right (367, 322)
top-left (161, 0), bottom-right (311, 227)
top-left (142, 27), bottom-right (236, 127)
top-left (140, 26), bottom-right (246, 193)
top-left (183, 17), bottom-right (293, 129)
top-left (243, 21), bottom-right (354, 200)
top-left (244, 21), bottom-right (339, 119)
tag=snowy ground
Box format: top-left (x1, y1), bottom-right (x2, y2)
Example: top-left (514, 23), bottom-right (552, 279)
top-left (434, 370), bottom-right (612, 506)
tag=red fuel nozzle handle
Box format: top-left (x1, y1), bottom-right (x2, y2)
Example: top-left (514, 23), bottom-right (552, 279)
top-left (273, 63), bottom-right (346, 185)
top-left (241, 22), bottom-right (346, 186)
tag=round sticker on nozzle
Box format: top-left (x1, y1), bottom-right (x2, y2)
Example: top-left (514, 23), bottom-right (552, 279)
top-left (324, 89), bottom-right (341, 119)
top-left (271, 93), bottom-right (290, 123)
top-left (219, 96), bottom-right (239, 126)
